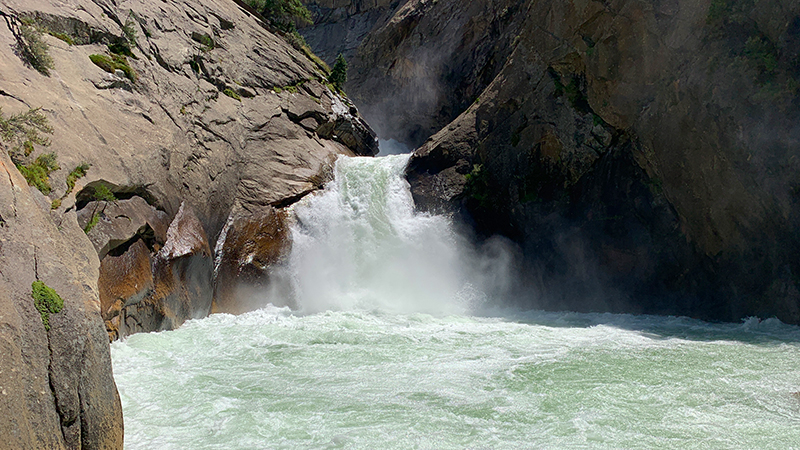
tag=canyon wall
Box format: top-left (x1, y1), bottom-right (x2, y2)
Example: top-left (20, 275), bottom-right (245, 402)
top-left (303, 0), bottom-right (800, 324)
top-left (0, 0), bottom-right (376, 445)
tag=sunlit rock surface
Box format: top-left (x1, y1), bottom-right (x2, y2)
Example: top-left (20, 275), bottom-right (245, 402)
top-left (0, 145), bottom-right (123, 449)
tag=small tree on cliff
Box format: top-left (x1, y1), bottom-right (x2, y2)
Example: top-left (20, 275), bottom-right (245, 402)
top-left (328, 54), bottom-right (347, 92)
top-left (249, 0), bottom-right (311, 33)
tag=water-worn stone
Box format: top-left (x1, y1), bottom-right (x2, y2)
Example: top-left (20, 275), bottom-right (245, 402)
top-left (213, 205), bottom-right (293, 314)
top-left (0, 146), bottom-right (123, 449)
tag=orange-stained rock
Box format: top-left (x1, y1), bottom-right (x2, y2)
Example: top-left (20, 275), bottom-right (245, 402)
top-left (98, 240), bottom-right (154, 341)
top-left (96, 202), bottom-right (213, 340)
top-left (213, 206), bottom-right (293, 314)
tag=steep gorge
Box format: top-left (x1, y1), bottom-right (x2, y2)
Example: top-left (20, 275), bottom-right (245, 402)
top-left (2, 0), bottom-right (800, 445)
top-left (302, 0), bottom-right (800, 324)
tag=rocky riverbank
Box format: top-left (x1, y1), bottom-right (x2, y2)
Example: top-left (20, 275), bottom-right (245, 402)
top-left (1, 0), bottom-right (376, 445)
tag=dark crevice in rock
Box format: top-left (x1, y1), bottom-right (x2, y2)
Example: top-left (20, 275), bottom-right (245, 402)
top-left (75, 181), bottom-right (162, 212)
top-left (270, 189), bottom-right (316, 209)
top-left (106, 224), bottom-right (157, 257)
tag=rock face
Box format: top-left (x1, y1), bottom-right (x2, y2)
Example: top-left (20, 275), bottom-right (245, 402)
top-left (0, 0), bottom-right (378, 336)
top-left (301, 0), bottom-right (529, 147)
top-left (87, 200), bottom-right (213, 340)
top-left (0, 146), bottom-right (123, 448)
top-left (301, 0), bottom-right (396, 65)
top-left (213, 205), bottom-right (293, 314)
top-left (401, 0), bottom-right (800, 323)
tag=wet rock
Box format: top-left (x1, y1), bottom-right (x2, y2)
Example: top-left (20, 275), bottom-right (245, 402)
top-left (213, 205), bottom-right (293, 314)
top-left (402, 0), bottom-right (800, 323)
top-left (97, 202), bottom-right (213, 340)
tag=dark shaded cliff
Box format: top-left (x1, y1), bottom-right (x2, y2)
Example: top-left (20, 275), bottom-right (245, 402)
top-left (304, 0), bottom-right (800, 324)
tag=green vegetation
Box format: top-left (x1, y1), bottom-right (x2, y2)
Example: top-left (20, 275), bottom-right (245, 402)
top-left (89, 53), bottom-right (137, 82)
top-left (65, 163), bottom-right (90, 195)
top-left (51, 198), bottom-right (62, 209)
top-left (548, 68), bottom-right (591, 113)
top-left (108, 42), bottom-right (135, 58)
top-left (17, 153), bottom-right (59, 195)
top-left (83, 185), bottom-right (116, 234)
top-left (191, 32), bottom-right (215, 51)
top-left (122, 10), bottom-right (138, 46)
top-left (84, 212), bottom-right (100, 233)
top-left (0, 107), bottom-right (53, 163)
top-left (49, 32), bottom-right (74, 45)
top-left (464, 163), bottom-right (491, 207)
top-left (92, 184), bottom-right (117, 202)
top-left (706, 0), bottom-right (754, 28)
top-left (245, 0), bottom-right (322, 66)
top-left (744, 36), bottom-right (778, 75)
top-left (247, 0), bottom-right (311, 33)
top-left (32, 280), bottom-right (64, 331)
top-left (223, 88), bottom-right (241, 101)
top-left (328, 53), bottom-right (347, 92)
top-left (18, 23), bottom-right (54, 76)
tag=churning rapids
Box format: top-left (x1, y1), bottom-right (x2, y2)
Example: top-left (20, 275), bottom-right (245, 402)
top-left (111, 155), bottom-right (800, 449)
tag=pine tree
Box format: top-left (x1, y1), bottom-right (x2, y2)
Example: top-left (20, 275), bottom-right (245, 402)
top-left (328, 53), bottom-right (347, 92)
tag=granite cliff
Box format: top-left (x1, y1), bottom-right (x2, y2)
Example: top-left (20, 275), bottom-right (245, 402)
top-left (302, 0), bottom-right (800, 324)
top-left (1, 0), bottom-right (376, 445)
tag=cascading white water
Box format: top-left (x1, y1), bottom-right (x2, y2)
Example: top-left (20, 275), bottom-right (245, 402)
top-left (286, 154), bottom-right (515, 315)
top-left (111, 155), bottom-right (800, 450)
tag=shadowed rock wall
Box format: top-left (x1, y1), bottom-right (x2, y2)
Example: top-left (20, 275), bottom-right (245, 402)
top-left (404, 0), bottom-right (800, 323)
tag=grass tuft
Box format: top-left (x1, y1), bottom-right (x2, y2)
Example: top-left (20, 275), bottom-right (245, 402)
top-left (32, 280), bottom-right (64, 331)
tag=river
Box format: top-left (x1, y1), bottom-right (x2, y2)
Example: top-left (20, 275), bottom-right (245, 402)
top-left (111, 155), bottom-right (800, 449)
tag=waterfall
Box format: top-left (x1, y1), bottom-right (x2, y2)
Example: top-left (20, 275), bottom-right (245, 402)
top-left (286, 154), bottom-right (516, 315)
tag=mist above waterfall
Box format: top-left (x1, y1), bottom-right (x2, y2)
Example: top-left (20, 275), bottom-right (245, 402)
top-left (282, 154), bottom-right (518, 315)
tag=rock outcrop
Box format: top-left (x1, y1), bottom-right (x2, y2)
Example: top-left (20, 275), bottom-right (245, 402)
top-left (1, 0), bottom-right (378, 335)
top-left (0, 145), bottom-right (123, 448)
top-left (400, 0), bottom-right (800, 323)
top-left (1, 0), bottom-right (378, 442)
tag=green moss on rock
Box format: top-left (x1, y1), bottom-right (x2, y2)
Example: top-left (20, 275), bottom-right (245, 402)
top-left (223, 88), bottom-right (241, 101)
top-left (32, 280), bottom-right (64, 331)
top-left (89, 53), bottom-right (137, 82)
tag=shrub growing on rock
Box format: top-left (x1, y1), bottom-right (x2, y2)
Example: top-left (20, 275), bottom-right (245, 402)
top-left (18, 23), bottom-right (54, 76)
top-left (32, 280), bottom-right (64, 331)
top-left (0, 107), bottom-right (53, 163)
top-left (17, 153), bottom-right (59, 195)
top-left (328, 53), bottom-right (347, 92)
top-left (65, 163), bottom-right (90, 195)
top-left (247, 0), bottom-right (311, 33)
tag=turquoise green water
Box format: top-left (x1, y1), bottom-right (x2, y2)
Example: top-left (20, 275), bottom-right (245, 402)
top-left (111, 155), bottom-right (800, 448)
top-left (112, 309), bottom-right (800, 449)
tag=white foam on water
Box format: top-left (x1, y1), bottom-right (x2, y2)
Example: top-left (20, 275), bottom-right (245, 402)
top-left (111, 155), bottom-right (800, 449)
top-left (112, 309), bottom-right (800, 449)
top-left (286, 154), bottom-right (514, 316)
